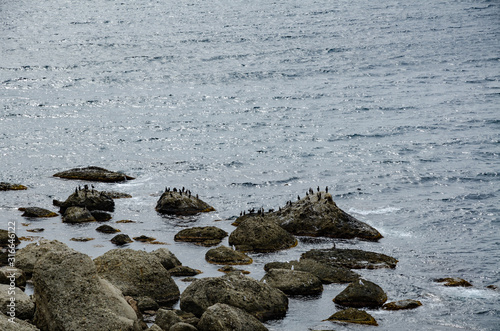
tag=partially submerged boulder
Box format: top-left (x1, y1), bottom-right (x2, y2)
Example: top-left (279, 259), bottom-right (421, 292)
top-left (228, 217), bottom-right (297, 252)
top-left (198, 303), bottom-right (268, 331)
top-left (205, 245), bottom-right (253, 265)
top-left (383, 299), bottom-right (422, 310)
top-left (0, 182), bottom-right (27, 191)
top-left (434, 277), bottom-right (472, 287)
top-left (261, 269), bottom-right (323, 296)
top-left (96, 224), bottom-right (120, 233)
top-left (111, 234), bottom-right (133, 245)
top-left (53, 166), bottom-right (134, 182)
top-left (58, 186), bottom-right (115, 213)
top-left (264, 259), bottom-right (359, 284)
top-left (180, 274), bottom-right (288, 321)
top-left (62, 206), bottom-right (96, 223)
top-left (18, 207), bottom-right (58, 218)
top-left (94, 248), bottom-right (180, 305)
top-left (155, 189), bottom-right (215, 215)
top-left (333, 279), bottom-right (387, 308)
top-left (174, 226), bottom-right (228, 246)
top-left (301, 247), bottom-right (398, 269)
top-left (168, 266), bottom-right (202, 277)
top-left (325, 307), bottom-right (378, 326)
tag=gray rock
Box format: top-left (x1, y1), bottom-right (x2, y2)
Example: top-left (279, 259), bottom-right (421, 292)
top-left (155, 309), bottom-right (181, 330)
top-left (58, 186), bottom-right (115, 213)
top-left (261, 269), bottom-right (323, 296)
top-left (325, 307), bottom-right (378, 326)
top-left (94, 248), bottom-right (180, 305)
top-left (180, 274), bottom-right (288, 321)
top-left (0, 182), bottom-right (27, 191)
top-left (156, 190), bottom-right (215, 215)
top-left (301, 247), bottom-right (398, 269)
top-left (205, 245), bottom-right (253, 265)
top-left (137, 296), bottom-right (159, 312)
top-left (383, 299), bottom-right (422, 310)
top-left (0, 266), bottom-right (26, 288)
top-left (0, 229), bottom-right (20, 248)
top-left (333, 279), bottom-right (387, 308)
top-left (146, 324), bottom-right (163, 331)
top-left (0, 312), bottom-right (39, 330)
top-left (0, 285), bottom-right (34, 320)
top-left (198, 303), bottom-right (268, 331)
top-left (62, 206), bottom-right (96, 223)
top-left (53, 166), bottom-right (135, 182)
top-left (18, 207), bottom-right (58, 218)
top-left (96, 224), bottom-right (120, 233)
top-left (33, 244), bottom-right (141, 330)
top-left (111, 234), bottom-right (133, 245)
top-left (174, 226), bottom-right (227, 247)
top-left (15, 240), bottom-right (68, 276)
top-left (169, 322), bottom-right (198, 331)
top-left (168, 266), bottom-right (202, 277)
top-left (150, 248), bottom-right (182, 270)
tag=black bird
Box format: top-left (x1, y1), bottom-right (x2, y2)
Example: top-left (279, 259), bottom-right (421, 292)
top-left (317, 186), bottom-right (320, 192)
top-left (325, 186), bottom-right (328, 193)
top-left (297, 195), bottom-right (300, 200)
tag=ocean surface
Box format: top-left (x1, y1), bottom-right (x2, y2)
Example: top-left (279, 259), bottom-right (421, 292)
top-left (1, 0), bottom-right (499, 329)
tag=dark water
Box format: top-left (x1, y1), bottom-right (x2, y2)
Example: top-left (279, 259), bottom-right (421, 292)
top-left (1, 0), bottom-right (499, 329)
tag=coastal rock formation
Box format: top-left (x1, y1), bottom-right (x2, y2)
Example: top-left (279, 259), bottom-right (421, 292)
top-left (0, 229), bottom-right (20, 247)
top-left (0, 182), bottom-right (27, 191)
top-left (53, 166), bottom-right (135, 182)
top-left (62, 206), bottom-right (96, 223)
top-left (180, 274), bottom-right (288, 321)
top-left (198, 303), bottom-right (269, 331)
top-left (94, 248), bottom-right (180, 305)
top-left (264, 259), bottom-right (360, 284)
top-left (333, 279), bottom-right (387, 308)
top-left (33, 245), bottom-right (141, 331)
top-left (0, 285), bottom-right (35, 320)
top-left (15, 240), bottom-right (68, 276)
top-left (228, 216), bottom-right (297, 252)
top-left (261, 269), bottom-right (323, 296)
top-left (57, 186), bottom-right (115, 213)
top-left (18, 207), bottom-right (58, 218)
top-left (301, 247), bottom-right (398, 269)
top-left (434, 277), bottom-right (473, 287)
top-left (325, 307), bottom-right (378, 326)
top-left (149, 248), bottom-right (182, 270)
top-left (0, 312), bottom-right (40, 330)
top-left (383, 299), bottom-right (422, 310)
top-left (155, 188), bottom-right (215, 215)
top-left (174, 226), bottom-right (228, 247)
top-left (205, 245), bottom-right (253, 265)
top-left (0, 266), bottom-right (27, 288)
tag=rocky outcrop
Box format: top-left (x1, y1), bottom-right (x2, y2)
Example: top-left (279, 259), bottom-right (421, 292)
top-left (156, 189), bottom-right (215, 215)
top-left (0, 266), bottom-right (26, 288)
top-left (57, 186), bottom-right (115, 213)
top-left (205, 246), bottom-right (253, 265)
top-left (32, 245), bottom-right (141, 331)
top-left (0, 285), bottom-right (35, 320)
top-left (94, 248), bottom-right (180, 305)
top-left (383, 299), bottom-right (422, 310)
top-left (264, 259), bottom-right (359, 284)
top-left (15, 240), bottom-right (68, 276)
top-left (174, 226), bottom-right (228, 246)
top-left (53, 166), bottom-right (135, 182)
top-left (0, 312), bottom-right (40, 330)
top-left (62, 206), bottom-right (96, 223)
top-left (18, 207), bottom-right (58, 218)
top-left (150, 248), bottom-right (182, 270)
top-left (261, 269), bottom-right (323, 296)
top-left (180, 274), bottom-right (288, 321)
top-left (198, 303), bottom-right (268, 331)
top-left (0, 182), bottom-right (27, 191)
top-left (228, 217), bottom-right (297, 252)
top-left (333, 279), bottom-right (387, 308)
top-left (301, 247), bottom-right (398, 269)
top-left (434, 277), bottom-right (472, 287)
top-left (325, 307), bottom-right (378, 326)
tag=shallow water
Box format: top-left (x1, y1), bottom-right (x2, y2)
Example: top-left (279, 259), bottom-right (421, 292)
top-left (1, 0), bottom-right (499, 329)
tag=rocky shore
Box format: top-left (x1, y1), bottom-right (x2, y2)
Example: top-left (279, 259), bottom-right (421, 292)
top-left (1, 167), bottom-right (486, 330)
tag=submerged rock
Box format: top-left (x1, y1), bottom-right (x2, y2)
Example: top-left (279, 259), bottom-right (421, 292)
top-left (383, 299), bottom-right (422, 310)
top-left (174, 226), bottom-right (228, 246)
top-left (198, 303), bottom-right (269, 331)
top-left (53, 166), bottom-right (135, 182)
top-left (102, 190), bottom-right (133, 199)
top-left (228, 216), bottom-right (297, 252)
top-left (434, 277), bottom-right (472, 287)
top-left (58, 186), bottom-right (115, 213)
top-left (62, 206), bottom-right (96, 223)
top-left (168, 266), bottom-right (202, 277)
top-left (301, 247), bottom-right (398, 269)
top-left (205, 245), bottom-right (253, 265)
top-left (326, 307), bottom-right (378, 326)
top-left (180, 274), bottom-right (288, 321)
top-left (333, 279), bottom-right (387, 308)
top-left (155, 189), bottom-right (215, 215)
top-left (111, 234), bottom-right (133, 245)
top-left (0, 182), bottom-right (27, 191)
top-left (261, 269), bottom-right (323, 296)
top-left (18, 207), bottom-right (58, 218)
top-left (96, 224), bottom-right (120, 233)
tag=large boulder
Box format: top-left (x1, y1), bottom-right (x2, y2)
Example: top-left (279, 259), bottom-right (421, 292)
top-left (53, 166), bottom-right (135, 182)
top-left (149, 248), bottom-right (182, 270)
top-left (325, 307), bottom-right (378, 326)
top-left (32, 245), bottom-right (141, 330)
top-left (333, 279), bottom-right (387, 308)
top-left (18, 207), bottom-right (58, 218)
top-left (180, 274), bottom-right (288, 321)
top-left (0, 182), bottom-right (27, 191)
top-left (15, 240), bottom-right (69, 276)
top-left (261, 269), bottom-right (323, 296)
top-left (205, 245), bottom-right (252, 265)
top-left (301, 247), bottom-right (398, 269)
top-left (58, 186), bottom-right (115, 213)
top-left (174, 226), bottom-right (228, 247)
top-left (0, 285), bottom-right (35, 320)
top-left (155, 188), bottom-right (215, 215)
top-left (383, 299), bottom-right (422, 310)
top-left (228, 217), bottom-right (297, 252)
top-left (62, 206), bottom-right (96, 223)
top-left (198, 303), bottom-right (268, 331)
top-left (94, 248), bottom-right (180, 305)
top-left (264, 259), bottom-right (359, 284)
top-left (0, 266), bottom-right (26, 288)
top-left (0, 312), bottom-right (39, 330)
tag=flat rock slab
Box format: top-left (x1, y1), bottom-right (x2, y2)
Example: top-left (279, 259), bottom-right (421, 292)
top-left (326, 307), bottom-right (378, 326)
top-left (205, 246), bottom-right (253, 265)
top-left (18, 207), bottom-right (58, 218)
top-left (174, 226), bottom-right (228, 247)
top-left (53, 166), bottom-right (134, 182)
top-left (261, 269), bottom-right (323, 296)
top-left (0, 182), bottom-right (27, 191)
top-left (301, 247), bottom-right (398, 269)
top-left (156, 190), bottom-right (215, 215)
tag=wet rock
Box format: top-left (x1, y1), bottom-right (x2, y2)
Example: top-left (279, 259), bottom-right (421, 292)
top-left (150, 248), bottom-right (182, 270)
top-left (169, 266), bottom-right (202, 277)
top-left (0, 182), bottom-right (27, 191)
top-left (264, 259), bottom-right (360, 284)
top-left (0, 312), bottom-right (40, 330)
top-left (0, 285), bottom-right (35, 320)
top-left (70, 237), bottom-right (94, 242)
top-left (180, 274), bottom-right (288, 321)
top-left (217, 266), bottom-right (250, 275)
top-left (26, 228), bottom-right (44, 233)
top-left (18, 207), bottom-right (58, 218)
top-left (301, 247), bottom-right (398, 269)
top-left (90, 210), bottom-right (112, 222)
top-left (325, 307), bottom-right (378, 326)
top-left (102, 190), bottom-right (133, 199)
top-left (137, 296), bottom-right (159, 312)
top-left (155, 189), bottom-right (215, 215)
top-left (94, 248), bottom-right (180, 305)
top-left (53, 166), bottom-right (135, 182)
top-left (62, 206), bottom-right (96, 223)
top-left (16, 240), bottom-right (69, 276)
top-left (383, 299), bottom-right (422, 310)
top-left (434, 277), bottom-right (473, 287)
top-left (58, 186), bottom-right (115, 213)
top-left (96, 224), bottom-right (120, 233)
top-left (205, 245), bottom-right (253, 265)
top-left (333, 279), bottom-right (387, 308)
top-left (198, 303), bottom-right (268, 331)
top-left (0, 229), bottom-right (20, 248)
top-left (228, 216), bottom-right (297, 252)
top-left (155, 309), bottom-right (181, 330)
top-left (170, 322), bottom-right (198, 331)
top-left (174, 226), bottom-right (228, 246)
top-left (261, 269), bottom-right (323, 296)
top-left (111, 234), bottom-right (133, 245)
top-left (486, 285), bottom-right (498, 290)
top-left (33, 245), bottom-right (141, 331)
top-left (133, 235), bottom-right (157, 242)
top-left (0, 266), bottom-right (26, 288)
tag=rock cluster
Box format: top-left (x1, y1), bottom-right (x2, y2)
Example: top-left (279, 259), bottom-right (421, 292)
top-left (156, 187), bottom-right (215, 215)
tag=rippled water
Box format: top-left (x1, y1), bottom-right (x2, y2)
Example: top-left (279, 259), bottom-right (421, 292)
top-left (1, 0), bottom-right (499, 330)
